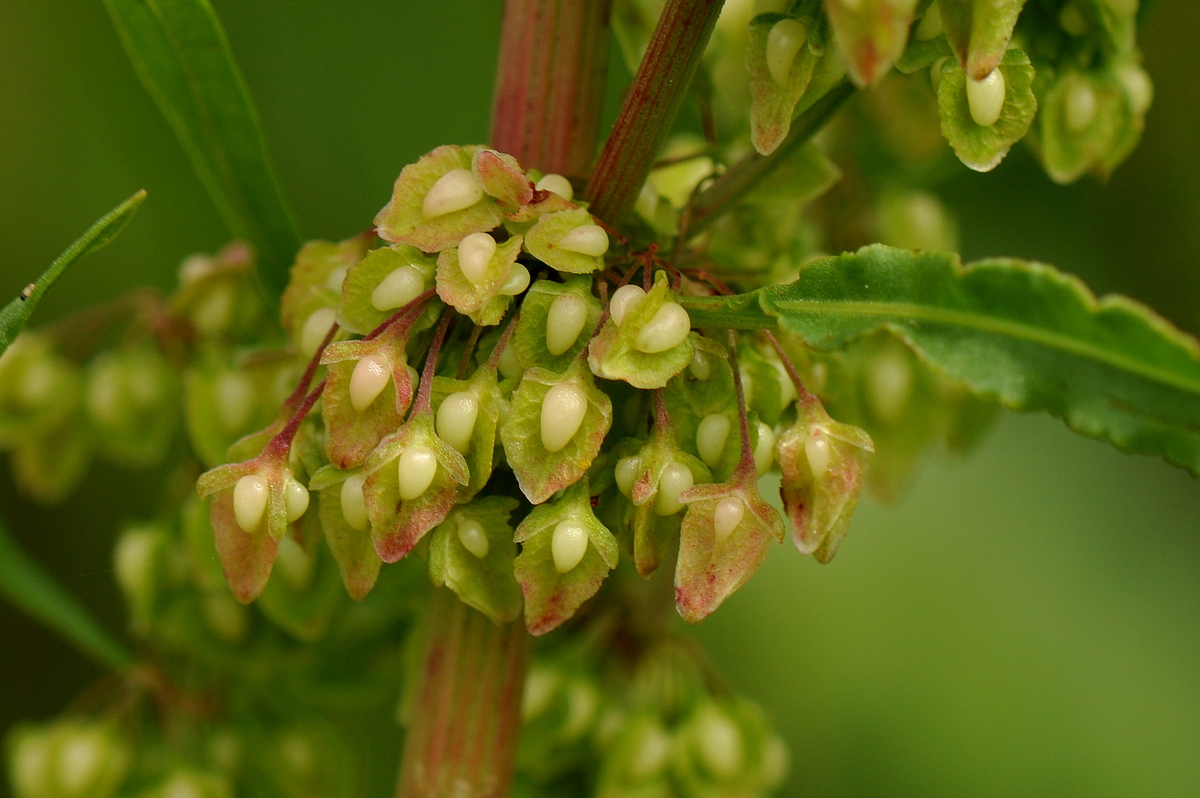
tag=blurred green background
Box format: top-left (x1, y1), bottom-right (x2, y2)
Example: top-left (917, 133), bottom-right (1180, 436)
top-left (0, 1), bottom-right (1197, 796)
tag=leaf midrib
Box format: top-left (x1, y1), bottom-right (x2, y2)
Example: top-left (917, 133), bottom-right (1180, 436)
top-left (771, 297), bottom-right (1200, 397)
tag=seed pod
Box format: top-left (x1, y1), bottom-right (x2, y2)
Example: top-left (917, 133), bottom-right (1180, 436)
top-left (320, 318), bottom-right (419, 469)
top-left (427, 497), bottom-right (522, 623)
top-left (513, 480), bottom-right (619, 635)
top-left (674, 468), bottom-right (785, 623)
top-left (588, 271), bottom-right (696, 390)
top-left (337, 244), bottom-right (437, 335)
top-left (436, 234), bottom-right (524, 326)
top-left (525, 207), bottom-right (610, 275)
top-left (500, 362), bottom-right (612, 505)
top-left (776, 400), bottom-right (874, 563)
top-left (361, 415), bottom-right (469, 563)
top-left (937, 50), bottom-right (1037, 172)
top-left (375, 144), bottom-right (504, 253)
top-left (310, 466), bottom-right (380, 600)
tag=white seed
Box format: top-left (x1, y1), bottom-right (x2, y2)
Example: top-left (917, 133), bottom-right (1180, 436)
top-left (215, 371), bottom-right (255, 433)
top-left (713, 496), bottom-right (745, 549)
top-left (696, 413), bottom-right (731, 468)
top-left (967, 68), bottom-right (1006, 127)
top-left (284, 477), bottom-right (310, 522)
top-left (349, 355), bottom-right (391, 412)
top-left (422, 168), bottom-right (484, 218)
top-left (695, 706), bottom-right (744, 779)
top-left (397, 445), bottom-right (438, 501)
top-left (458, 232), bottom-right (497, 286)
top-left (555, 224), bottom-right (609, 257)
top-left (545, 294), bottom-right (589, 356)
top-left (766, 18), bottom-right (809, 87)
top-left (457, 519), bottom-right (490, 559)
top-left (916, 2), bottom-right (942, 40)
top-left (1118, 64), bottom-right (1152, 115)
top-left (540, 381), bottom-right (587, 453)
top-left (371, 265), bottom-right (426, 311)
top-left (300, 307), bottom-right (337, 357)
top-left (609, 284), bottom-right (646, 326)
top-left (689, 348), bottom-right (712, 380)
top-left (1065, 79), bottom-right (1098, 132)
top-left (436, 391), bottom-right (480, 453)
top-left (498, 343), bottom-right (523, 380)
top-left (340, 475), bottom-right (370, 531)
top-left (655, 462), bottom-right (693, 516)
top-left (500, 263), bottom-right (531, 295)
top-left (805, 430), bottom-right (831, 479)
top-left (634, 302), bottom-right (691, 354)
top-left (326, 266), bottom-right (348, 293)
top-left (615, 455), bottom-right (641, 498)
top-left (233, 474), bottom-right (269, 533)
top-left (868, 349), bottom-right (912, 424)
top-left (56, 729), bottom-right (106, 795)
top-left (754, 421), bottom-right (776, 475)
top-left (535, 173), bottom-right (574, 200)
top-left (627, 722), bottom-right (672, 780)
top-left (551, 520), bottom-right (589, 573)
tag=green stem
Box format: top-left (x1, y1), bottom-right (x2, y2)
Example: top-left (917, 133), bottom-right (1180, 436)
top-left (0, 518), bottom-right (134, 672)
top-left (490, 0), bottom-right (614, 178)
top-left (683, 82), bottom-right (855, 235)
top-left (395, 589), bottom-right (528, 798)
top-left (584, 0), bottom-right (726, 225)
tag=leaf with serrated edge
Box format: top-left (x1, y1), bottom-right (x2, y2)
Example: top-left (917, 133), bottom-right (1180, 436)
top-left (937, 49), bottom-right (1037, 172)
top-left (754, 245), bottom-right (1200, 475)
top-left (513, 480), bottom-right (618, 635)
top-left (1, 191), bottom-right (145, 357)
top-left (374, 145), bottom-right (504, 253)
top-left (428, 496), bottom-right (522, 623)
top-left (500, 362), bottom-right (613, 505)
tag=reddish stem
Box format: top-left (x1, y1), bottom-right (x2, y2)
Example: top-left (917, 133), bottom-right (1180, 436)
top-left (413, 310), bottom-right (454, 414)
top-left (726, 331), bottom-right (755, 477)
top-left (585, 0), bottom-right (726, 225)
top-left (762, 330), bottom-right (818, 408)
top-left (490, 0), bottom-right (614, 177)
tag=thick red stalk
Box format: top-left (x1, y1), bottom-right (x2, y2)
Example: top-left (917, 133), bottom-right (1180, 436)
top-left (395, 589), bottom-right (529, 798)
top-left (490, 0), bottom-right (614, 178)
top-left (585, 0), bottom-right (725, 225)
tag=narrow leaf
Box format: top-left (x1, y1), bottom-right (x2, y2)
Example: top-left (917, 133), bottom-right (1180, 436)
top-left (105, 0), bottom-right (300, 296)
top-left (689, 245), bottom-right (1200, 475)
top-left (0, 517), bottom-right (134, 671)
top-left (0, 190), bottom-right (145, 357)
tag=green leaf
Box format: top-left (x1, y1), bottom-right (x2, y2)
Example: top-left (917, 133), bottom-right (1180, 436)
top-left (751, 245), bottom-right (1200, 475)
top-left (0, 517), bottom-right (134, 671)
top-left (0, 190), bottom-right (145, 357)
top-left (104, 0), bottom-right (300, 296)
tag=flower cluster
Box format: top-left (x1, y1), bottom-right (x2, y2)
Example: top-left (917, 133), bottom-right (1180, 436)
top-left (193, 144), bottom-right (872, 639)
